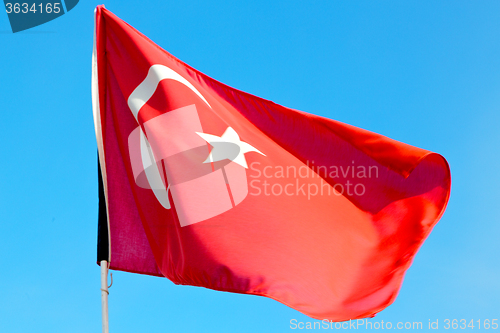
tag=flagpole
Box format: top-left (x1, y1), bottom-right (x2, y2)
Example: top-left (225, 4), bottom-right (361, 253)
top-left (100, 260), bottom-right (109, 333)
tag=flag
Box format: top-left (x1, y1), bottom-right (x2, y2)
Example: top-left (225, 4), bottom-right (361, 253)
top-left (93, 6), bottom-right (451, 321)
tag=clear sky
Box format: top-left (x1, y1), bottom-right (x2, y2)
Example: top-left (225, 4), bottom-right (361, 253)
top-left (1, 1), bottom-right (499, 332)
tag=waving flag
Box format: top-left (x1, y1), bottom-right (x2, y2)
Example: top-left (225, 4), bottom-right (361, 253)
top-left (93, 6), bottom-right (450, 321)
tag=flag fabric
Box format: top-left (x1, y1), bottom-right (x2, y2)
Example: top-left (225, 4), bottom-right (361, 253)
top-left (93, 6), bottom-right (451, 321)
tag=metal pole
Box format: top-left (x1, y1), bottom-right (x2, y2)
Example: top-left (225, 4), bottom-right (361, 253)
top-left (100, 260), bottom-right (109, 333)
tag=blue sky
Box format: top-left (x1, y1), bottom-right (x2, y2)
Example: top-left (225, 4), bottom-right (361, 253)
top-left (1, 1), bottom-right (499, 332)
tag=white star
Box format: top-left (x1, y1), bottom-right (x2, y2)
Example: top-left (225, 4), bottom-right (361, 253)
top-left (196, 127), bottom-right (265, 168)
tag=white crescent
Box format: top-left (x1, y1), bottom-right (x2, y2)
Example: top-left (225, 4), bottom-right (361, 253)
top-left (127, 64), bottom-right (212, 209)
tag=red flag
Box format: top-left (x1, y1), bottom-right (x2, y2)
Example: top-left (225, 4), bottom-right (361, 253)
top-left (93, 6), bottom-right (450, 320)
